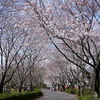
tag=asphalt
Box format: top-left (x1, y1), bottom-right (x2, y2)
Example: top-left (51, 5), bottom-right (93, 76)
top-left (35, 89), bottom-right (78, 100)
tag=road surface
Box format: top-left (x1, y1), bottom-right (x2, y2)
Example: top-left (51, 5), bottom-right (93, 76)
top-left (36, 89), bottom-right (78, 100)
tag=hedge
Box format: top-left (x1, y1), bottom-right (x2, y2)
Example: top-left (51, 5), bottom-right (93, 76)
top-left (65, 89), bottom-right (100, 100)
top-left (65, 89), bottom-right (82, 96)
top-left (65, 89), bottom-right (94, 96)
top-left (0, 89), bottom-right (43, 100)
top-left (79, 95), bottom-right (100, 100)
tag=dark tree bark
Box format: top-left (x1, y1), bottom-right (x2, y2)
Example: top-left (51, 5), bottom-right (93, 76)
top-left (94, 62), bottom-right (100, 98)
top-left (0, 84), bottom-right (3, 94)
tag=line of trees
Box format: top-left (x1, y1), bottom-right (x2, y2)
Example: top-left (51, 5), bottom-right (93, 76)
top-left (24, 0), bottom-right (100, 98)
top-left (0, 0), bottom-right (100, 99)
top-left (0, 0), bottom-right (48, 94)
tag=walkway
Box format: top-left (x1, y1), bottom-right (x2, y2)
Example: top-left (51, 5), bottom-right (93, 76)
top-left (36, 89), bottom-right (78, 100)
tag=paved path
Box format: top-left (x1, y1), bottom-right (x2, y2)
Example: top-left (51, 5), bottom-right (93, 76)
top-left (36, 89), bottom-right (78, 100)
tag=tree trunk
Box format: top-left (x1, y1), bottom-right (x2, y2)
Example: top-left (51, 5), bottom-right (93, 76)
top-left (19, 87), bottom-right (22, 93)
top-left (62, 85), bottom-right (65, 91)
top-left (19, 82), bottom-right (23, 93)
top-left (0, 85), bottom-right (3, 94)
top-left (30, 81), bottom-right (33, 91)
top-left (0, 79), bottom-right (5, 94)
top-left (94, 68), bottom-right (99, 98)
top-left (70, 82), bottom-right (74, 89)
top-left (78, 85), bottom-right (80, 90)
top-left (72, 85), bottom-right (74, 89)
top-left (57, 84), bottom-right (60, 90)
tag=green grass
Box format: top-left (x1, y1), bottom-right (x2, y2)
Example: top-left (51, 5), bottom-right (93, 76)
top-left (10, 89), bottom-right (18, 93)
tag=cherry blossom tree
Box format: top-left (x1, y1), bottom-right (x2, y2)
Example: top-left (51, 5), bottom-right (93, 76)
top-left (0, 0), bottom-right (100, 98)
top-left (0, 0), bottom-right (31, 94)
top-left (25, 0), bottom-right (100, 98)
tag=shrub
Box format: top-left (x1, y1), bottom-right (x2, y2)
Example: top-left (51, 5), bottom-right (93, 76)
top-left (65, 89), bottom-right (95, 96)
top-left (83, 91), bottom-right (90, 95)
top-left (76, 90), bottom-right (81, 96)
top-left (65, 89), bottom-right (100, 100)
top-left (65, 89), bottom-right (78, 94)
top-left (79, 95), bottom-right (100, 100)
top-left (0, 89), bottom-right (43, 100)
top-left (83, 90), bottom-right (94, 96)
top-left (79, 95), bottom-right (94, 100)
